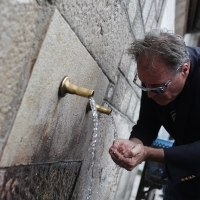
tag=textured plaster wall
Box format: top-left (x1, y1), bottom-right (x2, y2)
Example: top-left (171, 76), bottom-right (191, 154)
top-left (0, 0), bottom-right (166, 199)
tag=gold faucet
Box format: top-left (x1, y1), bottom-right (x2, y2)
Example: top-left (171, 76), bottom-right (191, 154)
top-left (96, 104), bottom-right (112, 115)
top-left (86, 103), bottom-right (112, 115)
top-left (59, 76), bottom-right (94, 98)
top-left (59, 76), bottom-right (111, 115)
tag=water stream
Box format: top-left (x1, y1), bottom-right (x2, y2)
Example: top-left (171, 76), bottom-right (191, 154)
top-left (109, 111), bottom-right (121, 185)
top-left (87, 96), bottom-right (98, 200)
top-left (110, 111), bottom-right (118, 140)
top-left (87, 98), bottom-right (120, 198)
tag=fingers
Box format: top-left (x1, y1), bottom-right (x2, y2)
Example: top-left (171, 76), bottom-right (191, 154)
top-left (111, 139), bottom-right (133, 155)
top-left (109, 148), bottom-right (124, 165)
top-left (112, 139), bottom-right (122, 148)
top-left (109, 148), bottom-right (135, 170)
top-left (109, 141), bottom-right (126, 158)
top-left (110, 155), bottom-right (131, 170)
top-left (109, 147), bottom-right (122, 160)
top-left (110, 152), bottom-right (122, 167)
top-left (109, 139), bottom-right (143, 170)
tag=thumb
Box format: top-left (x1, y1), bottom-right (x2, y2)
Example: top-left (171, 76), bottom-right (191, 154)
top-left (124, 145), bottom-right (142, 158)
top-left (123, 148), bottom-right (135, 158)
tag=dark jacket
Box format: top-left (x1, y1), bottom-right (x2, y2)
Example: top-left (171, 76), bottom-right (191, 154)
top-left (130, 46), bottom-right (200, 185)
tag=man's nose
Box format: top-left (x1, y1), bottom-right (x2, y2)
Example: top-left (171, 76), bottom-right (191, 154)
top-left (147, 91), bottom-right (156, 98)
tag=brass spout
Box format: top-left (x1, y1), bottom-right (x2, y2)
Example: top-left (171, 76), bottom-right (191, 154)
top-left (96, 104), bottom-right (112, 115)
top-left (86, 103), bottom-right (112, 115)
top-left (59, 76), bottom-right (94, 98)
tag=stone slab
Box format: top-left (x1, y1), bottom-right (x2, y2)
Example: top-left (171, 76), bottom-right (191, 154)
top-left (0, 8), bottom-right (109, 167)
top-left (56, 0), bottom-right (134, 83)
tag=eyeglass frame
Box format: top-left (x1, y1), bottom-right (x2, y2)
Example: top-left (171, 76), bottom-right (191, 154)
top-left (133, 66), bottom-right (182, 94)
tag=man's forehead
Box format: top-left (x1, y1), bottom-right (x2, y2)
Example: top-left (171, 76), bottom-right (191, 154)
top-left (137, 57), bottom-right (170, 75)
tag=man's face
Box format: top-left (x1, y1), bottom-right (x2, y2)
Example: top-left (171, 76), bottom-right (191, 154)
top-left (137, 59), bottom-right (190, 106)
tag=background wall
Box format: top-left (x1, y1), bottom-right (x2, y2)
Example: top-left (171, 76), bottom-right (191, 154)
top-left (0, 0), bottom-right (172, 199)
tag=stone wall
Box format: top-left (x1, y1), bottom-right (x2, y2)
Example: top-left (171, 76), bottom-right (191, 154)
top-left (0, 0), bottom-right (165, 199)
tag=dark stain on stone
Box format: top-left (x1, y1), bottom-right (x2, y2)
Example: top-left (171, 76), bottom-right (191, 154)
top-left (100, 25), bottom-right (103, 35)
top-left (31, 102), bottom-right (60, 163)
top-left (0, 161), bottom-right (81, 200)
top-left (64, 114), bottom-right (87, 157)
top-left (46, 0), bottom-right (55, 5)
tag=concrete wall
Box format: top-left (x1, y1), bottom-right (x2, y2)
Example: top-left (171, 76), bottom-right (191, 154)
top-left (0, 0), bottom-right (167, 199)
top-left (158, 0), bottom-right (175, 31)
top-left (184, 33), bottom-right (200, 47)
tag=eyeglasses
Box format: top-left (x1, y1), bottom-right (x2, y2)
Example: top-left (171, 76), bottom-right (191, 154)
top-left (133, 66), bottom-right (182, 94)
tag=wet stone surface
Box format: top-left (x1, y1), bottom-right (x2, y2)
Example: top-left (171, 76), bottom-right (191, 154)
top-left (0, 161), bottom-right (81, 200)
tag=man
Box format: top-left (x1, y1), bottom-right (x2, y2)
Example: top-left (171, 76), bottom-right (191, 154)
top-left (109, 29), bottom-right (200, 199)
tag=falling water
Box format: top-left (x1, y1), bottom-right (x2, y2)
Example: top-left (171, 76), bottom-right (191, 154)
top-left (109, 111), bottom-right (121, 185)
top-left (87, 96), bottom-right (98, 200)
top-left (110, 111), bottom-right (118, 140)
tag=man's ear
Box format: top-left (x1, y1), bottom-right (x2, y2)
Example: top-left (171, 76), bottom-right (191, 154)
top-left (181, 63), bottom-right (190, 77)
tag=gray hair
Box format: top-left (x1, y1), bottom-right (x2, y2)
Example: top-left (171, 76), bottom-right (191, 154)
top-left (128, 29), bottom-right (190, 73)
